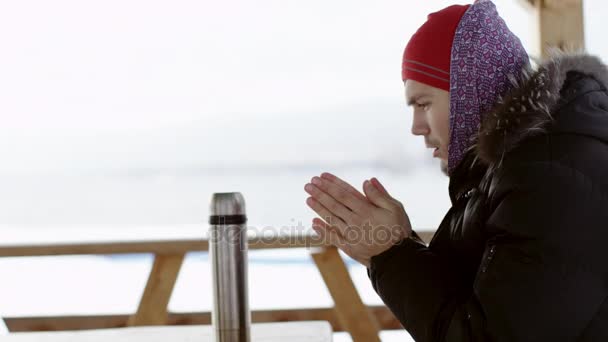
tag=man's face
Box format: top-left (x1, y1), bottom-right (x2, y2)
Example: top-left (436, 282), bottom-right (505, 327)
top-left (404, 79), bottom-right (450, 175)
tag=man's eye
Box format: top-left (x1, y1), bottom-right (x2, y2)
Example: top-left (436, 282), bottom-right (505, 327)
top-left (416, 103), bottom-right (429, 109)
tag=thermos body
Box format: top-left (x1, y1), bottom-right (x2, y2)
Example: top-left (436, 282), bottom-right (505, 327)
top-left (209, 192), bottom-right (251, 342)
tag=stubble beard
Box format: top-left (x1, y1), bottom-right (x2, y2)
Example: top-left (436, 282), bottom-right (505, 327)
top-left (440, 159), bottom-right (449, 177)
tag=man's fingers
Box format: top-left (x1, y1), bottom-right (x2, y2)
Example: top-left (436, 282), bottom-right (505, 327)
top-left (312, 217), bottom-right (330, 229)
top-left (311, 219), bottom-right (350, 253)
top-left (305, 182), bottom-right (357, 222)
top-left (363, 179), bottom-right (398, 211)
top-left (320, 172), bottom-right (367, 202)
top-left (370, 177), bottom-right (405, 210)
top-left (371, 177), bottom-right (391, 197)
top-left (311, 218), bottom-right (333, 247)
top-left (306, 196), bottom-right (349, 234)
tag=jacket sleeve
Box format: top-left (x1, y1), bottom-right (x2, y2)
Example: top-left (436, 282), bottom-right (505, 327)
top-left (367, 231), bottom-right (472, 341)
top-left (367, 161), bottom-right (608, 342)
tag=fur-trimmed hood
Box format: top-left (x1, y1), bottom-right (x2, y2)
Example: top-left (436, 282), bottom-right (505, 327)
top-left (475, 52), bottom-right (608, 167)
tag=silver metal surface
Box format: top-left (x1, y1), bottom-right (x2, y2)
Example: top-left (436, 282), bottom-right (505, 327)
top-left (210, 192), bottom-right (247, 216)
top-left (210, 192), bottom-right (250, 342)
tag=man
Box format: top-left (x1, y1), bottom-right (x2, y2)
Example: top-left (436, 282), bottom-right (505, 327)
top-left (303, 0), bottom-right (608, 341)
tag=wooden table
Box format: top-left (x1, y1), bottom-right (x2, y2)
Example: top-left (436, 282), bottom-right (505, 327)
top-left (0, 226), bottom-right (433, 340)
top-left (2, 321), bottom-right (333, 341)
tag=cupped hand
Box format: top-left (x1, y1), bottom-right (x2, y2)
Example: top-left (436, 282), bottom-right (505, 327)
top-left (304, 173), bottom-right (412, 267)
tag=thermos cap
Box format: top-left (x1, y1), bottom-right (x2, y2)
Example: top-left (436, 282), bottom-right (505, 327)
top-left (210, 192), bottom-right (246, 216)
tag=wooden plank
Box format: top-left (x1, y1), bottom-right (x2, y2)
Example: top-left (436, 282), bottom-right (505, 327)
top-left (524, 0), bottom-right (585, 58)
top-left (2, 322), bottom-right (333, 342)
top-left (3, 306), bottom-right (401, 332)
top-left (311, 246), bottom-right (381, 342)
top-left (539, 0), bottom-right (585, 58)
top-left (0, 236), bottom-right (323, 257)
top-left (0, 232), bottom-right (435, 257)
top-left (128, 253), bottom-right (185, 326)
top-left (0, 235), bottom-right (333, 257)
top-left (0, 240), bottom-right (208, 258)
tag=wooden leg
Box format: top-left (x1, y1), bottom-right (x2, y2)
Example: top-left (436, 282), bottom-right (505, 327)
top-left (128, 253), bottom-right (185, 326)
top-left (311, 246), bottom-right (381, 342)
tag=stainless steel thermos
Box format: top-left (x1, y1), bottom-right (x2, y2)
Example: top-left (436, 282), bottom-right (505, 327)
top-left (209, 192), bottom-right (251, 342)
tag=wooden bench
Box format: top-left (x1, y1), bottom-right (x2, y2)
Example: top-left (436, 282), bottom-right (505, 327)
top-left (0, 227), bottom-right (434, 341)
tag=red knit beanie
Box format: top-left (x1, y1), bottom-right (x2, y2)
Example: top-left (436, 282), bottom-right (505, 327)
top-left (402, 4), bottom-right (471, 91)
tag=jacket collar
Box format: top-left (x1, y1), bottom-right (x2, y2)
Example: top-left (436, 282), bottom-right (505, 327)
top-left (449, 52), bottom-right (608, 201)
top-left (475, 52), bottom-right (608, 168)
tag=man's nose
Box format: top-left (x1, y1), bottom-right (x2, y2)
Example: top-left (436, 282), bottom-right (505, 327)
top-left (411, 114), bottom-right (430, 136)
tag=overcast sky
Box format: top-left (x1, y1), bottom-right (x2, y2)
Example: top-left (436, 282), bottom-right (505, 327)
top-left (0, 0), bottom-right (604, 172)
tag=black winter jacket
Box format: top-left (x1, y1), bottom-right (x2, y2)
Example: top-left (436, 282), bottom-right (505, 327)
top-left (367, 53), bottom-right (608, 342)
